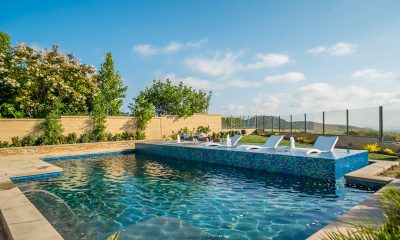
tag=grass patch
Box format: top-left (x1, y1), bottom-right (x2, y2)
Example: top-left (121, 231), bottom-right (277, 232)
top-left (368, 153), bottom-right (399, 161)
top-left (239, 135), bottom-right (312, 148)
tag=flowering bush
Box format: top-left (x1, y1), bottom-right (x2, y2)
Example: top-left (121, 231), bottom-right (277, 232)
top-left (383, 148), bottom-right (396, 156)
top-left (362, 144), bottom-right (382, 153)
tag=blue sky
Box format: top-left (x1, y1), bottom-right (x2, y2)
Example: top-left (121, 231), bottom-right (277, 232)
top-left (1, 0), bottom-right (400, 116)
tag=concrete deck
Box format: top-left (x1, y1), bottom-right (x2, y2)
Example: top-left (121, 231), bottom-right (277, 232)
top-left (345, 160), bottom-right (399, 185)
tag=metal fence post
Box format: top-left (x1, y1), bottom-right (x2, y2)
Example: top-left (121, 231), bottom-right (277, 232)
top-left (278, 116), bottom-right (281, 133)
top-left (304, 113), bottom-right (307, 133)
top-left (290, 115), bottom-right (293, 133)
top-left (346, 109), bottom-right (349, 136)
top-left (322, 111), bottom-right (325, 135)
top-left (255, 115), bottom-right (258, 129)
top-left (379, 106), bottom-right (383, 142)
top-left (263, 116), bottom-right (265, 130)
top-left (230, 116), bottom-right (233, 129)
top-left (271, 116), bottom-right (274, 133)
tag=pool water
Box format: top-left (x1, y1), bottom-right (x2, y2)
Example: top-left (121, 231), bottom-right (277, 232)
top-left (16, 154), bottom-right (374, 240)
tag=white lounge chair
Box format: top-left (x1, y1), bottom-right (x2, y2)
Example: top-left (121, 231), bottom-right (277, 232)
top-left (306, 136), bottom-right (339, 154)
top-left (203, 134), bottom-right (242, 147)
top-left (237, 135), bottom-right (284, 150)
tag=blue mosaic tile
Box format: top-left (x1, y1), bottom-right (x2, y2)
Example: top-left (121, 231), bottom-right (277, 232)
top-left (135, 143), bottom-right (368, 180)
top-left (43, 149), bottom-right (135, 162)
top-left (10, 172), bottom-right (62, 183)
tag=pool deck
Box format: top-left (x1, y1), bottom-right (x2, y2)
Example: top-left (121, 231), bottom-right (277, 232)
top-left (0, 142), bottom-right (399, 240)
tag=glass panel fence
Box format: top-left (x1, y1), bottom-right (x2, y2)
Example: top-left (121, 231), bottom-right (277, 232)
top-left (292, 114), bottom-right (305, 133)
top-left (280, 115), bottom-right (291, 132)
top-left (324, 110), bottom-right (347, 135)
top-left (383, 108), bottom-right (400, 141)
top-left (348, 107), bottom-right (379, 137)
top-left (306, 112), bottom-right (323, 134)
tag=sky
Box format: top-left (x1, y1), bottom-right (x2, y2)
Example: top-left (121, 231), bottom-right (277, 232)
top-left (1, 0), bottom-right (400, 118)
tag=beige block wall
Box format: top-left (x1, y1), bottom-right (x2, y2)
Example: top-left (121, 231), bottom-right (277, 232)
top-left (160, 114), bottom-right (222, 139)
top-left (0, 114), bottom-right (222, 142)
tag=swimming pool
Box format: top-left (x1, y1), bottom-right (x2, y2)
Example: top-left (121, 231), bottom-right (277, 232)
top-left (16, 153), bottom-right (374, 240)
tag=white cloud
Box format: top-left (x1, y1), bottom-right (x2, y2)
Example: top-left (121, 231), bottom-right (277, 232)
top-left (163, 42), bottom-right (183, 53)
top-left (264, 72), bottom-right (305, 83)
top-left (219, 83), bottom-right (400, 115)
top-left (305, 46), bottom-right (326, 55)
top-left (306, 42), bottom-right (358, 56)
top-left (186, 38), bottom-right (208, 48)
top-left (132, 38), bottom-right (207, 56)
top-left (185, 52), bottom-right (290, 77)
top-left (132, 44), bottom-right (158, 56)
top-left (163, 73), bottom-right (261, 91)
top-left (351, 69), bottom-right (395, 80)
top-left (184, 52), bottom-right (242, 78)
top-left (328, 42), bottom-right (358, 56)
top-left (246, 53), bottom-right (290, 69)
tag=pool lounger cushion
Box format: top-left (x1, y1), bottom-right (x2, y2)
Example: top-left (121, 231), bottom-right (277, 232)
top-left (306, 136), bottom-right (339, 154)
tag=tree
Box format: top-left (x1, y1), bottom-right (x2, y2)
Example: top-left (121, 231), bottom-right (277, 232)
top-left (39, 101), bottom-right (64, 145)
top-left (97, 52), bottom-right (127, 115)
top-left (91, 93), bottom-right (107, 141)
top-left (0, 41), bottom-right (98, 118)
top-left (0, 32), bottom-right (11, 53)
top-left (129, 95), bottom-right (155, 131)
top-left (131, 79), bottom-right (212, 117)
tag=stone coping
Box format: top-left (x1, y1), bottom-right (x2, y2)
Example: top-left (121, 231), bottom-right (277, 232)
top-left (0, 187), bottom-right (63, 240)
top-left (307, 179), bottom-right (400, 239)
top-left (345, 160), bottom-right (399, 185)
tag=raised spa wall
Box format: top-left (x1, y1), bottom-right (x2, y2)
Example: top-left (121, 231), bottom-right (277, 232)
top-left (135, 143), bottom-right (369, 180)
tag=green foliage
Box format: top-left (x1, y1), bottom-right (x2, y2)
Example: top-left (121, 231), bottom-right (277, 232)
top-left (0, 32), bottom-right (98, 118)
top-left (321, 187), bottom-right (400, 240)
top-left (113, 133), bottom-right (123, 141)
top-left (0, 103), bottom-right (24, 118)
top-left (135, 130), bottom-right (145, 140)
top-left (0, 141), bottom-right (9, 148)
top-left (65, 133), bottom-right (78, 144)
top-left (39, 103), bottom-right (64, 145)
top-left (106, 132), bottom-right (114, 141)
top-left (97, 52), bottom-right (127, 115)
top-left (296, 136), bottom-right (315, 144)
top-left (130, 79), bottom-right (211, 117)
top-left (0, 32), bottom-right (11, 53)
top-left (196, 125), bottom-right (211, 135)
top-left (129, 95), bottom-right (155, 131)
top-left (91, 93), bottom-right (107, 141)
top-left (11, 137), bottom-right (22, 147)
top-left (21, 135), bottom-right (35, 146)
top-left (79, 133), bottom-right (90, 143)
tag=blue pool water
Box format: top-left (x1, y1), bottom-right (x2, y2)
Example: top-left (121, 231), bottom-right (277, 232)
top-left (16, 154), bottom-right (374, 240)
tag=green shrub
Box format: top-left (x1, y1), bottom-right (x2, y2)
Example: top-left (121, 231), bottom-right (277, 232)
top-left (21, 135), bottom-right (35, 146)
top-left (197, 126), bottom-right (211, 134)
top-left (79, 133), bottom-right (90, 143)
top-left (0, 141), bottom-right (10, 148)
top-left (121, 131), bottom-right (131, 140)
top-left (39, 102), bottom-right (64, 145)
top-left (136, 130), bottom-right (145, 140)
top-left (113, 133), bottom-right (123, 141)
top-left (11, 137), bottom-right (22, 147)
top-left (35, 136), bottom-right (47, 146)
top-left (106, 132), bottom-right (114, 141)
top-left (241, 129), bottom-right (247, 135)
top-left (321, 187), bottom-right (400, 240)
top-left (65, 133), bottom-right (78, 144)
